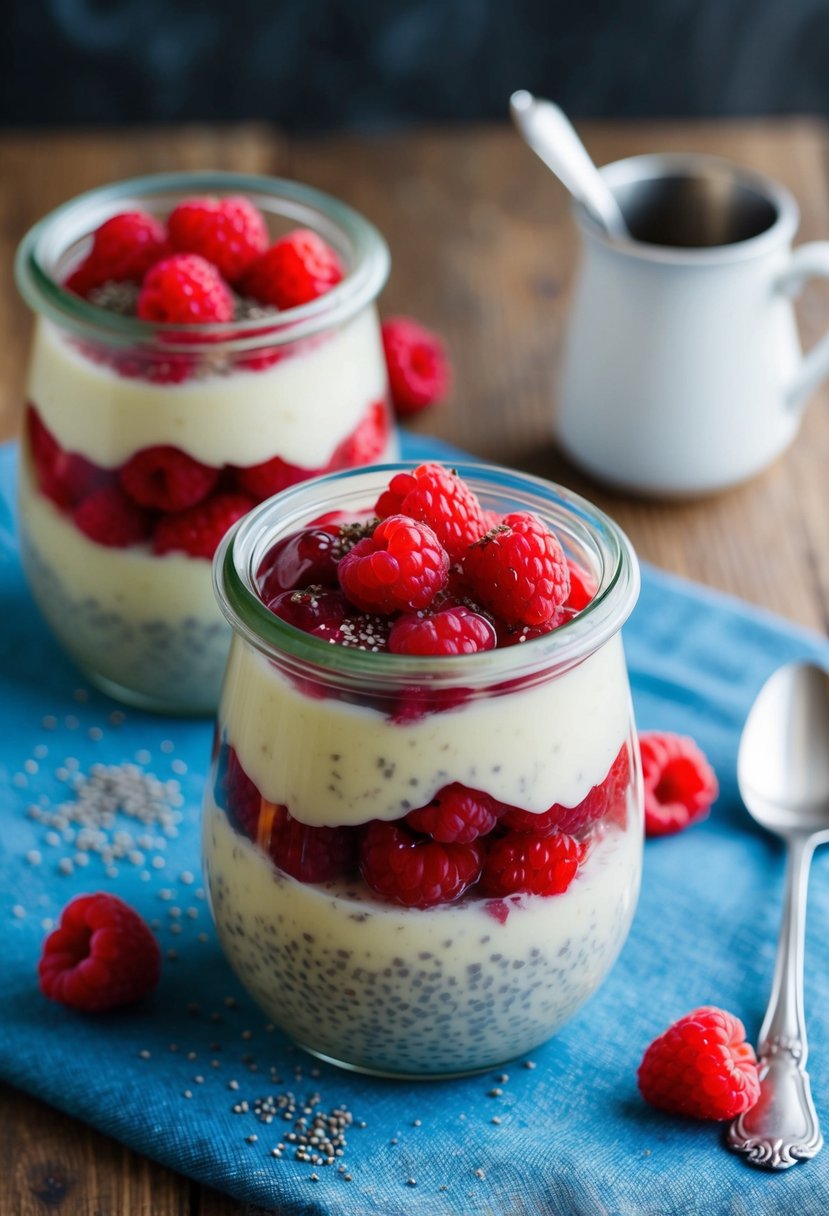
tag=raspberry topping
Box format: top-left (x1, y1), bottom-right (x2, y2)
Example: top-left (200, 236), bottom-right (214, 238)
top-left (256, 525), bottom-right (343, 599)
top-left (562, 561), bottom-right (597, 614)
top-left (64, 211), bottom-right (169, 297)
top-left (478, 830), bottom-right (582, 897)
top-left (137, 253), bottom-right (234, 324)
top-left (388, 604), bottom-right (496, 655)
top-left (153, 491), bottom-right (255, 559)
top-left (260, 801), bottom-right (356, 883)
top-left (267, 587), bottom-right (351, 635)
top-left (405, 784), bottom-right (500, 842)
top-left (38, 893), bottom-right (161, 1012)
top-left (381, 317), bottom-right (452, 416)
top-left (215, 744), bottom-right (262, 840)
top-left (461, 512), bottom-right (571, 627)
top-left (119, 445), bottom-right (219, 512)
top-left (27, 406), bottom-right (111, 509)
top-left (639, 731), bottom-right (718, 837)
top-left (73, 484), bottom-right (153, 548)
top-left (637, 1006), bottom-right (760, 1121)
top-left (360, 821), bottom-right (483, 908)
top-left (375, 464), bottom-right (488, 562)
top-left (241, 228), bottom-right (344, 309)
top-left (337, 515), bottom-right (449, 614)
top-left (167, 196), bottom-right (268, 284)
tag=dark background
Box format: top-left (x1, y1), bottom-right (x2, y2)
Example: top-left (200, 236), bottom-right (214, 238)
top-left (3, 0), bottom-right (829, 130)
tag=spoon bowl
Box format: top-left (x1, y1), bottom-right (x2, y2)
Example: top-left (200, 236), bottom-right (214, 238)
top-left (728, 660), bottom-right (829, 1169)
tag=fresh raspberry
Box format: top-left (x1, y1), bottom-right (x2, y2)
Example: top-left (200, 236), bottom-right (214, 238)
top-left (38, 893), bottom-right (161, 1012)
top-left (405, 784), bottom-right (500, 843)
top-left (260, 801), bottom-right (356, 883)
top-left (167, 196), bottom-right (268, 284)
top-left (235, 453), bottom-right (310, 501)
top-left (478, 830), bottom-right (582, 897)
top-left (338, 515), bottom-right (449, 614)
top-left (153, 491), bottom-right (255, 559)
top-left (637, 1006), bottom-right (760, 1120)
top-left (563, 561), bottom-right (597, 614)
top-left (119, 445), bottom-right (219, 512)
top-left (241, 228), bottom-right (344, 309)
top-left (64, 211), bottom-right (169, 297)
top-left (461, 512), bottom-right (570, 628)
top-left (500, 745), bottom-right (631, 838)
top-left (389, 605), bottom-right (496, 656)
top-left (257, 525), bottom-right (342, 599)
top-left (640, 731), bottom-right (719, 837)
top-left (215, 744), bottom-right (261, 840)
top-left (26, 406), bottom-right (110, 509)
top-left (360, 821), bottom-right (483, 907)
top-left (495, 614), bottom-right (565, 648)
top-left (375, 464), bottom-right (488, 562)
top-left (137, 254), bottom-right (234, 324)
top-left (381, 317), bottom-right (452, 416)
top-left (73, 484), bottom-right (153, 548)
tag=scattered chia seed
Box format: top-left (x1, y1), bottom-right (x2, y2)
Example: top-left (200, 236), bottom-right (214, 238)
top-left (492, 1116), bottom-right (502, 1125)
top-left (26, 850), bottom-right (42, 865)
top-left (183, 1090), bottom-right (192, 1099)
top-left (524, 1060), bottom-right (537, 1069)
top-left (474, 1168), bottom-right (486, 1179)
top-left (488, 1088), bottom-right (503, 1098)
top-left (12, 905), bottom-right (26, 918)
top-left (138, 1050), bottom-right (151, 1060)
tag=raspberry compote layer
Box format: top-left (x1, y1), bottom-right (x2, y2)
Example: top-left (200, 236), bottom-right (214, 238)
top-left (203, 463), bottom-right (642, 1076)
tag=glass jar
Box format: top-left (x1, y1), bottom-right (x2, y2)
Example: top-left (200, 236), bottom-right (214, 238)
top-left (14, 172), bottom-right (393, 714)
top-left (204, 462), bottom-right (642, 1078)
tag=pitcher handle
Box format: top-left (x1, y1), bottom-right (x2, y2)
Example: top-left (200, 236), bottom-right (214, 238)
top-left (777, 242), bottom-right (829, 412)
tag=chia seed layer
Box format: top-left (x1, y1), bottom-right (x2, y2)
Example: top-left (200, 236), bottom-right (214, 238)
top-left (204, 799), bottom-right (641, 1077)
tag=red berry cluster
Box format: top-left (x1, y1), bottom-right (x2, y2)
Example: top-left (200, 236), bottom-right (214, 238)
top-left (215, 739), bottom-right (630, 910)
top-left (26, 400), bottom-right (389, 558)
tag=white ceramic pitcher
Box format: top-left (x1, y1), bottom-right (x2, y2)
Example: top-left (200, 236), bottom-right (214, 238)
top-left (556, 153), bottom-right (829, 496)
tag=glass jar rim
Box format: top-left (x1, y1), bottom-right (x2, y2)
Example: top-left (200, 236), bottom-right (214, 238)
top-left (214, 461), bottom-right (641, 691)
top-left (14, 170), bottom-right (390, 351)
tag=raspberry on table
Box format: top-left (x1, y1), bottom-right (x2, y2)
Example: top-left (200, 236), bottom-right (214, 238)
top-left (478, 830), bottom-right (582, 897)
top-left (167, 196), bottom-right (268, 284)
top-left (389, 604), bottom-right (496, 655)
top-left (639, 731), bottom-right (718, 837)
top-left (461, 512), bottom-right (571, 628)
top-left (260, 801), bottom-right (357, 883)
top-left (375, 463), bottom-right (488, 562)
top-left (381, 317), bottom-right (452, 416)
top-left (241, 228), bottom-right (344, 309)
top-left (153, 490), bottom-right (255, 559)
top-left (637, 1006), bottom-right (760, 1120)
top-left (73, 484), bottom-right (153, 548)
top-left (405, 783), bottom-right (500, 842)
top-left (360, 820), bottom-right (483, 908)
top-left (27, 406), bottom-right (111, 509)
top-left (337, 514), bottom-right (449, 614)
top-left (38, 892), bottom-right (161, 1012)
top-left (64, 211), bottom-right (169, 297)
top-left (119, 445), bottom-right (220, 512)
top-left (137, 253), bottom-right (234, 324)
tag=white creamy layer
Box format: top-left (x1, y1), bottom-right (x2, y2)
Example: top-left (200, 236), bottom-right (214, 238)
top-left (223, 631), bottom-right (632, 825)
top-left (19, 459), bottom-right (219, 622)
top-left (204, 798), bottom-right (641, 1072)
top-left (28, 305), bottom-right (387, 469)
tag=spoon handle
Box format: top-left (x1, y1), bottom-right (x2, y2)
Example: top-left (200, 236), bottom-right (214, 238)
top-left (728, 833), bottom-right (823, 1168)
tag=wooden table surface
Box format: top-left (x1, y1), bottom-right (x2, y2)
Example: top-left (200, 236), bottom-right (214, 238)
top-left (2, 118), bottom-right (829, 1214)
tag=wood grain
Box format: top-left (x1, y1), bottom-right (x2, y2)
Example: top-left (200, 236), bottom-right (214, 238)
top-left (1, 118), bottom-right (828, 1213)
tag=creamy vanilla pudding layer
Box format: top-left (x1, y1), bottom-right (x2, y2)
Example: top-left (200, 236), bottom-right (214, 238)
top-left (204, 798), bottom-right (641, 1074)
top-left (223, 634), bottom-right (631, 825)
top-left (28, 306), bottom-right (387, 469)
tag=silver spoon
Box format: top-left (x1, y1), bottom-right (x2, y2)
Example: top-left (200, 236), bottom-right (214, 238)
top-left (509, 89), bottom-right (629, 239)
top-left (727, 661), bottom-right (829, 1169)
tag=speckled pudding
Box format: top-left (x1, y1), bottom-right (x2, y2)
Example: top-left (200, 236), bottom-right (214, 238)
top-left (203, 463), bottom-right (643, 1076)
top-left (15, 172), bottom-right (393, 713)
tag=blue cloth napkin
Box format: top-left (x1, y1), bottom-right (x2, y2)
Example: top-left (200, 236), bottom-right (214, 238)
top-left (2, 435), bottom-right (829, 1216)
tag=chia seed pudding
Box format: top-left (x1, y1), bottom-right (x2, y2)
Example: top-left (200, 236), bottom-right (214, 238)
top-left (15, 172), bottom-right (393, 713)
top-left (203, 462), bottom-right (643, 1077)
